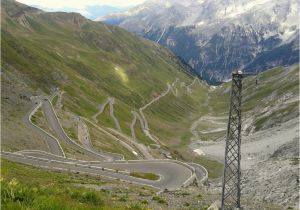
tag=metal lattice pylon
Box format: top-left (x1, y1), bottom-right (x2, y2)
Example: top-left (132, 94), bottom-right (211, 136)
top-left (221, 72), bottom-right (243, 210)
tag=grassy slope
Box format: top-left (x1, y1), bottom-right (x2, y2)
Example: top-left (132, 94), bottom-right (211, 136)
top-left (209, 65), bottom-right (299, 133)
top-left (1, 0), bottom-right (299, 179)
top-left (97, 104), bottom-right (116, 129)
top-left (1, 159), bottom-right (156, 210)
top-left (0, 159), bottom-right (282, 210)
top-left (144, 82), bottom-right (209, 147)
top-left (1, 0), bottom-right (197, 152)
top-left (2, 3), bottom-right (194, 111)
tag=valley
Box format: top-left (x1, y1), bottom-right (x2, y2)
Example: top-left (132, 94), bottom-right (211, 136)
top-left (1, 0), bottom-right (299, 209)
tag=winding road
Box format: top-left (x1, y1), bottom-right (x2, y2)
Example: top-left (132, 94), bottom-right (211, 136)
top-left (1, 150), bottom-right (194, 190)
top-left (92, 97), bottom-right (122, 132)
top-left (1, 88), bottom-right (207, 191)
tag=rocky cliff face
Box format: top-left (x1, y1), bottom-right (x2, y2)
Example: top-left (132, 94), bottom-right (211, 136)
top-left (101, 0), bottom-right (299, 84)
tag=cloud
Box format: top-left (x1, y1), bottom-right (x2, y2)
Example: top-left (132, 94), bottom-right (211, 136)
top-left (16, 0), bottom-right (146, 9)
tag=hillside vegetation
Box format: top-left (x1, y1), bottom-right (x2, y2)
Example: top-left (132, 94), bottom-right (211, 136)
top-left (1, 0), bottom-right (299, 169)
top-left (1, 0), bottom-right (201, 154)
top-left (1, 1), bottom-right (299, 210)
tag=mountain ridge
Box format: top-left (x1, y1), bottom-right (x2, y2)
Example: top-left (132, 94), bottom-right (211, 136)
top-left (101, 0), bottom-right (299, 83)
top-left (1, 1), bottom-right (299, 208)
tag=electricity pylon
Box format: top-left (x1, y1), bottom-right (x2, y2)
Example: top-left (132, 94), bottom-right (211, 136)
top-left (221, 71), bottom-right (244, 210)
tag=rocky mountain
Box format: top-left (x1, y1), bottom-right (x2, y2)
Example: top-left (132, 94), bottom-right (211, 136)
top-left (1, 1), bottom-right (299, 209)
top-left (100, 0), bottom-right (300, 84)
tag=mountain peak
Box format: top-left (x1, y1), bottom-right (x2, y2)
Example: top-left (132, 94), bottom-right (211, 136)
top-left (101, 0), bottom-right (299, 83)
top-left (2, 0), bottom-right (42, 18)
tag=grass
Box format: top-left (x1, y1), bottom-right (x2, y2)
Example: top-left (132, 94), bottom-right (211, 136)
top-left (97, 104), bottom-right (117, 129)
top-left (194, 156), bottom-right (224, 179)
top-left (86, 121), bottom-right (137, 160)
top-left (3, 1), bottom-right (207, 153)
top-left (59, 141), bottom-right (93, 161)
top-left (65, 127), bottom-right (79, 143)
top-left (1, 159), bottom-right (105, 209)
top-left (143, 83), bottom-right (208, 148)
top-left (152, 196), bottom-right (168, 205)
top-left (1, 159), bottom-right (155, 210)
top-left (133, 119), bottom-right (154, 146)
top-left (129, 172), bottom-right (160, 181)
top-left (30, 114), bottom-right (37, 124)
top-left (30, 107), bottom-right (54, 135)
top-left (2, 1), bottom-right (299, 183)
top-left (52, 95), bottom-right (59, 106)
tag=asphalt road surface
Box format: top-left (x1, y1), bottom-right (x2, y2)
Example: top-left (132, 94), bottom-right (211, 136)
top-left (2, 94), bottom-right (208, 191)
top-left (42, 98), bottom-right (121, 161)
top-left (1, 151), bottom-right (194, 190)
top-left (23, 99), bottom-right (65, 157)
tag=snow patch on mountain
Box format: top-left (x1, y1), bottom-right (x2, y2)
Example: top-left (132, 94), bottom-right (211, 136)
top-left (101, 0), bottom-right (299, 83)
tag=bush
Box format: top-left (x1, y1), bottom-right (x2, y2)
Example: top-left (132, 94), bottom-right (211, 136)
top-left (181, 192), bottom-right (190, 196)
top-left (141, 200), bottom-right (148, 205)
top-left (125, 203), bottom-right (148, 210)
top-left (184, 202), bottom-right (190, 206)
top-left (119, 196), bottom-right (127, 202)
top-left (1, 178), bottom-right (36, 207)
top-left (70, 190), bottom-right (103, 205)
top-left (152, 196), bottom-right (167, 205)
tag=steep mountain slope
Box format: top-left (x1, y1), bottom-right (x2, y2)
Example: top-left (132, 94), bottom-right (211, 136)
top-left (101, 0), bottom-right (299, 84)
top-left (1, 2), bottom-right (299, 208)
top-left (1, 0), bottom-right (298, 167)
top-left (1, 0), bottom-right (206, 157)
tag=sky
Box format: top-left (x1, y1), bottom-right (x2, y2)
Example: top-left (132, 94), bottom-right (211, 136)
top-left (16, 0), bottom-right (147, 19)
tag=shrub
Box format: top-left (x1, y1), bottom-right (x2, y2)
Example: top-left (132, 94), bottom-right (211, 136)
top-left (181, 192), bottom-right (190, 196)
top-left (152, 196), bottom-right (167, 205)
top-left (1, 178), bottom-right (36, 206)
top-left (70, 190), bottom-right (104, 205)
top-left (125, 203), bottom-right (147, 210)
top-left (141, 200), bottom-right (148, 205)
top-left (119, 196), bottom-right (127, 202)
top-left (184, 202), bottom-right (190, 206)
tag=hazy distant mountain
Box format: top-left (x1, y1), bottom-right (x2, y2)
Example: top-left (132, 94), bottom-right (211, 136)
top-left (101, 0), bottom-right (299, 83)
top-left (28, 4), bottom-right (129, 20)
top-left (84, 5), bottom-right (130, 20)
